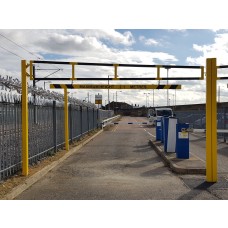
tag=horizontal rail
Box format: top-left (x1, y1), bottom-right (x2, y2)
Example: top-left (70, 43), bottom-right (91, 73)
top-left (102, 115), bottom-right (121, 127)
top-left (189, 128), bottom-right (228, 133)
top-left (34, 77), bottom-right (202, 81)
top-left (32, 60), bottom-right (202, 69)
top-left (106, 122), bottom-right (150, 125)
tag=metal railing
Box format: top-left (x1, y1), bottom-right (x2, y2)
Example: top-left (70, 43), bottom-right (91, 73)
top-left (0, 99), bottom-right (114, 181)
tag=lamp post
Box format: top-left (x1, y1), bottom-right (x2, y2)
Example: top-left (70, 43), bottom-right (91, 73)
top-left (144, 93), bottom-right (150, 107)
top-left (165, 67), bottom-right (171, 107)
top-left (108, 75), bottom-right (110, 110)
top-left (116, 91), bottom-right (122, 103)
top-left (153, 89), bottom-right (154, 108)
top-left (116, 91), bottom-right (122, 113)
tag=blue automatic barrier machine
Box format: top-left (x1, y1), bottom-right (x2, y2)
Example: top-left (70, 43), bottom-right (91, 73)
top-left (176, 123), bottom-right (189, 159)
top-left (160, 117), bottom-right (164, 143)
top-left (167, 117), bottom-right (178, 152)
top-left (156, 119), bottom-right (162, 141)
top-left (162, 117), bottom-right (169, 152)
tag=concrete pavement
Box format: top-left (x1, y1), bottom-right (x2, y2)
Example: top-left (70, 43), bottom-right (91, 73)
top-left (4, 116), bottom-right (226, 200)
top-left (15, 116), bottom-right (193, 200)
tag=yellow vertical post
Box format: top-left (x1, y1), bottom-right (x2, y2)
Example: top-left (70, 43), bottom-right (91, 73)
top-left (21, 60), bottom-right (29, 176)
top-left (206, 58), bottom-right (217, 182)
top-left (113, 64), bottom-right (119, 79)
top-left (156, 65), bottom-right (161, 80)
top-left (64, 87), bottom-right (69, 151)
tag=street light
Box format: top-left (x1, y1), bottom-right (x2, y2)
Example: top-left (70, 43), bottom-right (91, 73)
top-left (116, 91), bottom-right (122, 103)
top-left (165, 67), bottom-right (171, 106)
top-left (144, 93), bottom-right (150, 107)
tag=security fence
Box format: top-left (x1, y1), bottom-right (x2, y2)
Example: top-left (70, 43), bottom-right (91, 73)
top-left (175, 108), bottom-right (228, 140)
top-left (0, 100), bottom-right (114, 181)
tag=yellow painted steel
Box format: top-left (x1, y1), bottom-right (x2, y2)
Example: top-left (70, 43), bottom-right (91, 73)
top-left (21, 60), bottom-right (29, 176)
top-left (64, 88), bottom-right (69, 151)
top-left (50, 84), bottom-right (181, 90)
top-left (206, 58), bottom-right (217, 182)
top-left (156, 65), bottom-right (161, 80)
top-left (200, 66), bottom-right (204, 80)
top-left (113, 64), bottom-right (119, 79)
top-left (70, 62), bottom-right (77, 80)
top-left (29, 61), bottom-right (34, 80)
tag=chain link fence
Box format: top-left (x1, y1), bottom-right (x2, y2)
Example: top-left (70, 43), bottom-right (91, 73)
top-left (0, 99), bottom-right (114, 181)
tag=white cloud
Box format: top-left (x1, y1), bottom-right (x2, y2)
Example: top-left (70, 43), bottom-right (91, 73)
top-left (187, 33), bottom-right (228, 65)
top-left (72, 29), bottom-right (135, 46)
top-left (0, 29), bottom-right (184, 106)
top-left (139, 35), bottom-right (159, 46)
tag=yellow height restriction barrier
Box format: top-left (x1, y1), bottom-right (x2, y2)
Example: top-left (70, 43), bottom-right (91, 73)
top-left (50, 84), bottom-right (181, 90)
top-left (206, 58), bottom-right (217, 182)
top-left (20, 59), bottom-right (206, 178)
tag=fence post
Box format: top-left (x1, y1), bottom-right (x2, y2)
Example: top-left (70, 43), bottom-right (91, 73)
top-left (93, 108), bottom-right (95, 130)
top-left (69, 104), bottom-right (73, 143)
top-left (224, 107), bottom-right (226, 142)
top-left (64, 88), bottom-right (69, 151)
top-left (80, 106), bottom-right (83, 137)
top-left (87, 107), bottom-right (90, 132)
top-left (206, 58), bottom-right (217, 182)
top-left (53, 101), bottom-right (57, 153)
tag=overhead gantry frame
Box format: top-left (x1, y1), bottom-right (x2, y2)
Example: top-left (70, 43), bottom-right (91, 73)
top-left (21, 59), bottom-right (224, 183)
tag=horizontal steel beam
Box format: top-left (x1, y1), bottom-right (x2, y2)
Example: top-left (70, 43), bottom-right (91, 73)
top-left (34, 77), bottom-right (201, 81)
top-left (32, 60), bottom-right (202, 69)
top-left (50, 84), bottom-right (181, 89)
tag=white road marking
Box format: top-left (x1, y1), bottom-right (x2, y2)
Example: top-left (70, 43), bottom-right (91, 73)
top-left (112, 125), bottom-right (119, 132)
top-left (143, 129), bottom-right (156, 138)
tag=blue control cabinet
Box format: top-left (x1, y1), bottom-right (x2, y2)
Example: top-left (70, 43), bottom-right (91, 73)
top-left (156, 119), bottom-right (162, 141)
top-left (176, 123), bottom-right (189, 159)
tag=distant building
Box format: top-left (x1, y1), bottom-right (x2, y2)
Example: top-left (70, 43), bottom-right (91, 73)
top-left (104, 101), bottom-right (133, 110)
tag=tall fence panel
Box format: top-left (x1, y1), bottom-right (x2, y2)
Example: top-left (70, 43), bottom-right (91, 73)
top-left (0, 99), bottom-right (114, 181)
top-left (0, 102), bottom-right (22, 180)
top-left (175, 108), bottom-right (228, 140)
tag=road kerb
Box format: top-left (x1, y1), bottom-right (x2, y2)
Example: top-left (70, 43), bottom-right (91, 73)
top-left (149, 140), bottom-right (206, 175)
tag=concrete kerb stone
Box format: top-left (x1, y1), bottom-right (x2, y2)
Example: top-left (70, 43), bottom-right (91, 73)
top-left (149, 140), bottom-right (206, 175)
top-left (2, 129), bottom-right (104, 200)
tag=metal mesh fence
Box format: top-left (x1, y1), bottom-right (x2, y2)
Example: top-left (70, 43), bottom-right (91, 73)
top-left (175, 108), bottom-right (228, 140)
top-left (175, 108), bottom-right (228, 130)
top-left (0, 100), bottom-right (114, 181)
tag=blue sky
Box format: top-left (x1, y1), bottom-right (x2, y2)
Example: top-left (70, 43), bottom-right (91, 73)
top-left (1, 29), bottom-right (228, 106)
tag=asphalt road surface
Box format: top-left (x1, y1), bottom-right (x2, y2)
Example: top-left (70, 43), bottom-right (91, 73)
top-left (16, 116), bottom-right (228, 200)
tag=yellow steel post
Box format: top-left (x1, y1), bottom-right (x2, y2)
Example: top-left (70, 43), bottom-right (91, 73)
top-left (156, 65), bottom-right (161, 80)
top-left (21, 60), bottom-right (29, 176)
top-left (64, 87), bottom-right (69, 151)
top-left (200, 66), bottom-right (204, 80)
top-left (113, 64), bottom-right (119, 79)
top-left (70, 62), bottom-right (77, 81)
top-left (206, 58), bottom-right (217, 182)
top-left (29, 61), bottom-right (34, 80)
